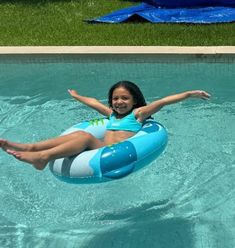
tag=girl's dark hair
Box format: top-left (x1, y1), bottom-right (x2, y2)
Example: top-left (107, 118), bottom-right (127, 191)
top-left (108, 81), bottom-right (148, 114)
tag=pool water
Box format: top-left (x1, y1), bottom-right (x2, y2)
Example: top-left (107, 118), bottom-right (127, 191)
top-left (0, 55), bottom-right (234, 248)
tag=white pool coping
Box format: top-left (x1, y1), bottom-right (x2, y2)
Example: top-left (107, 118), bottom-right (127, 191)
top-left (0, 46), bottom-right (234, 54)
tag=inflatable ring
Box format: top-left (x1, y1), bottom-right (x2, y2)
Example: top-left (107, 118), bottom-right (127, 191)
top-left (49, 118), bottom-right (168, 184)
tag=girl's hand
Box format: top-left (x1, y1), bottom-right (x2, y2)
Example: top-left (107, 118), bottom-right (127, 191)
top-left (190, 90), bottom-right (211, 100)
top-left (68, 89), bottom-right (79, 98)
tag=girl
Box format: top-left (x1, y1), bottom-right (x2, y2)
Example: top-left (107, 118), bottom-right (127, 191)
top-left (0, 81), bottom-right (210, 170)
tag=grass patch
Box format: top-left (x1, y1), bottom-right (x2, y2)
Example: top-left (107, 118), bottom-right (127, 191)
top-left (0, 0), bottom-right (234, 45)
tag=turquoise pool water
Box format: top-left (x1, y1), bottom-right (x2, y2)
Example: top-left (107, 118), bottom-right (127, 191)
top-left (0, 54), bottom-right (234, 248)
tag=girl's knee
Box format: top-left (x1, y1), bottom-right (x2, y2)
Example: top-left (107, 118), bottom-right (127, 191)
top-left (71, 131), bottom-right (84, 138)
top-left (72, 131), bottom-right (94, 142)
top-left (72, 131), bottom-right (102, 149)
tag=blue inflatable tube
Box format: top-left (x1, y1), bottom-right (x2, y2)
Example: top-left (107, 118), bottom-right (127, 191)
top-left (49, 118), bottom-right (168, 184)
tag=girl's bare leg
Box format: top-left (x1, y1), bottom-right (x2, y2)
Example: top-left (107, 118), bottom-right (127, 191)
top-left (6, 133), bottom-right (105, 170)
top-left (0, 139), bottom-right (31, 152)
top-left (0, 131), bottom-right (89, 152)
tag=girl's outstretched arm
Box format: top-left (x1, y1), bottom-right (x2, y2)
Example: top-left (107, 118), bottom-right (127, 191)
top-left (68, 89), bottom-right (112, 116)
top-left (135, 90), bottom-right (210, 121)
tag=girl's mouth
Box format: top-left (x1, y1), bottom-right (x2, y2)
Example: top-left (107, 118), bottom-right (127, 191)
top-left (115, 106), bottom-right (126, 111)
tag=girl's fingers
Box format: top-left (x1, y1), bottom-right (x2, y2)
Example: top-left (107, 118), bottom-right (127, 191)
top-left (193, 90), bottom-right (211, 99)
top-left (201, 91), bottom-right (211, 99)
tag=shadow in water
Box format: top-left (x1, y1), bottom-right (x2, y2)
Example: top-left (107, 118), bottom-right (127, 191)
top-left (83, 200), bottom-right (195, 248)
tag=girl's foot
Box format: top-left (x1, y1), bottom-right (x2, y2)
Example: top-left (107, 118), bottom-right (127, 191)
top-left (0, 139), bottom-right (32, 152)
top-left (6, 149), bottom-right (48, 170)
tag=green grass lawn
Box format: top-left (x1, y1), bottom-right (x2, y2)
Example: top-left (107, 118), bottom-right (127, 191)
top-left (0, 0), bottom-right (234, 46)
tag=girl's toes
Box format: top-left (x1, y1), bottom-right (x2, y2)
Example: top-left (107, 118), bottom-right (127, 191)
top-left (6, 149), bottom-right (19, 157)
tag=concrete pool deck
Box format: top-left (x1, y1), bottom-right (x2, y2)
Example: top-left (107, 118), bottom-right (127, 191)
top-left (0, 46), bottom-right (234, 54)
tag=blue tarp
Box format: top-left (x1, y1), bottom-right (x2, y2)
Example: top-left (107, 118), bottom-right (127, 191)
top-left (144, 0), bottom-right (235, 8)
top-left (90, 1), bottom-right (235, 24)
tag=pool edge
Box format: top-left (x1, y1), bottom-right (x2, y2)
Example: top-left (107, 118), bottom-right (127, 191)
top-left (0, 46), bottom-right (234, 54)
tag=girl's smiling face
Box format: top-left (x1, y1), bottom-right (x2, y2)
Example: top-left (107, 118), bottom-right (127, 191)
top-left (111, 87), bottom-right (136, 116)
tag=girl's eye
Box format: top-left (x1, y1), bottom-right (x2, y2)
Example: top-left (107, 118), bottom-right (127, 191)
top-left (112, 96), bottom-right (130, 101)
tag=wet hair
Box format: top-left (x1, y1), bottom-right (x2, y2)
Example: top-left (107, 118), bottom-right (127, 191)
top-left (108, 81), bottom-right (148, 115)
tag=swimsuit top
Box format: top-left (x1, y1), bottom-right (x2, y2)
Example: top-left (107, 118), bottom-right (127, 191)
top-left (106, 111), bottom-right (142, 132)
